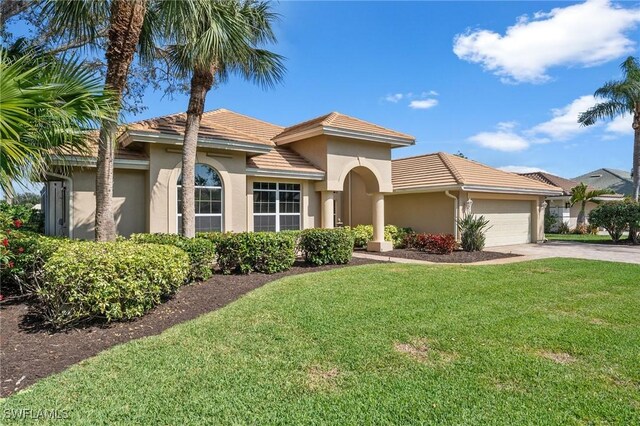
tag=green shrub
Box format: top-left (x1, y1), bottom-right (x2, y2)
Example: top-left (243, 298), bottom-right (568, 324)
top-left (387, 226), bottom-right (414, 248)
top-left (1, 231), bottom-right (68, 295)
top-left (299, 228), bottom-right (354, 266)
top-left (351, 224), bottom-right (373, 248)
top-left (35, 242), bottom-right (189, 328)
top-left (544, 212), bottom-right (558, 233)
top-left (129, 233), bottom-right (216, 281)
top-left (589, 201), bottom-right (640, 243)
top-left (0, 201), bottom-right (43, 233)
top-left (196, 231), bottom-right (227, 247)
top-left (349, 224), bottom-right (408, 249)
top-left (457, 214), bottom-right (491, 252)
top-left (216, 232), bottom-right (296, 274)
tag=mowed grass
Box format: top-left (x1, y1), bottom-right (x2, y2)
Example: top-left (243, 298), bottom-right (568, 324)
top-left (546, 233), bottom-right (614, 243)
top-left (3, 259), bottom-right (640, 425)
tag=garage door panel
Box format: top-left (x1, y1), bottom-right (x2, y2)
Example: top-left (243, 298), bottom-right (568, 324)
top-left (473, 200), bottom-right (532, 247)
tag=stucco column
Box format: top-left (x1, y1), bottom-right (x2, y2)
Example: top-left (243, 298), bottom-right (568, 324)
top-left (367, 193), bottom-right (392, 252)
top-left (321, 191), bottom-right (334, 229)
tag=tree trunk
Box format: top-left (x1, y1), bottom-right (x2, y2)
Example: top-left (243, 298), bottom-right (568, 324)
top-left (577, 203), bottom-right (586, 227)
top-left (181, 66), bottom-right (215, 238)
top-left (95, 0), bottom-right (147, 242)
top-left (632, 109), bottom-right (639, 201)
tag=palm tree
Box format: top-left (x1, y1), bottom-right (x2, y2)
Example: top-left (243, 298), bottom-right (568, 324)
top-left (578, 56), bottom-right (640, 201)
top-left (163, 0), bottom-right (285, 237)
top-left (46, 0), bottom-right (150, 241)
top-left (0, 48), bottom-right (113, 194)
top-left (570, 183), bottom-right (613, 227)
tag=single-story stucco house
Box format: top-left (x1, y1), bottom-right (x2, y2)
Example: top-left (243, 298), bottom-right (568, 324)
top-left (573, 168), bottom-right (634, 198)
top-left (520, 171), bottom-right (623, 230)
top-left (41, 109), bottom-right (561, 250)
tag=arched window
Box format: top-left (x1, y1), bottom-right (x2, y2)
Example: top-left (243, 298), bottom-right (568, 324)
top-left (177, 164), bottom-right (223, 233)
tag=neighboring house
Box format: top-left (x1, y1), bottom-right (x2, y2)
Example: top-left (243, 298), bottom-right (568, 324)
top-left (41, 109), bottom-right (561, 250)
top-left (520, 172), bottom-right (623, 230)
top-left (573, 168), bottom-right (634, 197)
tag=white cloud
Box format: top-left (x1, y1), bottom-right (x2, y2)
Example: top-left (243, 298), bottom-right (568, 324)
top-left (453, 0), bottom-right (640, 83)
top-left (498, 165), bottom-right (550, 174)
top-left (527, 95), bottom-right (596, 140)
top-left (605, 114), bottom-right (633, 134)
top-left (409, 99), bottom-right (439, 110)
top-left (384, 93), bottom-right (403, 103)
top-left (468, 124), bottom-right (530, 152)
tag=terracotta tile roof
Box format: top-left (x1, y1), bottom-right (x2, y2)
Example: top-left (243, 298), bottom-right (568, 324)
top-left (57, 132), bottom-right (148, 161)
top-left (273, 112), bottom-right (415, 143)
top-left (392, 152), bottom-right (561, 193)
top-left (126, 109), bottom-right (280, 146)
top-left (247, 146), bottom-right (324, 174)
top-left (519, 172), bottom-right (582, 196)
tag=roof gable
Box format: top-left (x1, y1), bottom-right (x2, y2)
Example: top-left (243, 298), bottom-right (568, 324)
top-left (273, 112), bottom-right (415, 145)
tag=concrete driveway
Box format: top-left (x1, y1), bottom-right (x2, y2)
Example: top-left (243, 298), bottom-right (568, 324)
top-left (492, 241), bottom-right (640, 265)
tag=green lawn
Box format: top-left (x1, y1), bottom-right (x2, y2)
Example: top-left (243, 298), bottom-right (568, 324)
top-left (3, 259), bottom-right (640, 424)
top-left (546, 233), bottom-right (613, 243)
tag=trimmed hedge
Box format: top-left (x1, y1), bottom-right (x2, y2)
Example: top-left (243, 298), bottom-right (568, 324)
top-left (35, 242), bottom-right (189, 328)
top-left (299, 228), bottom-right (354, 266)
top-left (129, 233), bottom-right (216, 281)
top-left (216, 232), bottom-right (297, 274)
top-left (349, 224), bottom-right (413, 249)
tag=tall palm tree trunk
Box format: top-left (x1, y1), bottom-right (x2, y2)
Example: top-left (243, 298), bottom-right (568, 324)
top-left (633, 109), bottom-right (639, 201)
top-left (95, 0), bottom-right (147, 242)
top-left (181, 66), bottom-right (215, 238)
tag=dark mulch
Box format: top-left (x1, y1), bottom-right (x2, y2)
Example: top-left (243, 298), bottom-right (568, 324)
top-left (364, 248), bottom-right (521, 263)
top-left (0, 258), bottom-right (379, 397)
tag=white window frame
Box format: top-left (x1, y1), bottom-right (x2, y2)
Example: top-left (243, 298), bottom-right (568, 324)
top-left (177, 166), bottom-right (224, 233)
top-left (253, 182), bottom-right (301, 232)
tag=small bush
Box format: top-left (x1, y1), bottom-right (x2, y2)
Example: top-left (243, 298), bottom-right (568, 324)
top-left (544, 212), bottom-right (558, 233)
top-left (129, 233), bottom-right (216, 281)
top-left (413, 233), bottom-right (457, 254)
top-left (299, 228), bottom-right (354, 266)
top-left (1, 229), bottom-right (68, 295)
top-left (557, 221), bottom-right (571, 235)
top-left (35, 242), bottom-right (189, 328)
top-left (384, 225), bottom-right (414, 249)
top-left (351, 224), bottom-right (373, 248)
top-left (457, 214), bottom-right (491, 252)
top-left (587, 223), bottom-right (600, 235)
top-left (572, 224), bottom-right (588, 235)
top-left (216, 232), bottom-right (296, 274)
top-left (196, 231), bottom-right (227, 246)
top-left (589, 201), bottom-right (640, 243)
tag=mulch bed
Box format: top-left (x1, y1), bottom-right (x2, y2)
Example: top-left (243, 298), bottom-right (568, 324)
top-left (363, 248), bottom-right (521, 263)
top-left (0, 257), bottom-right (378, 397)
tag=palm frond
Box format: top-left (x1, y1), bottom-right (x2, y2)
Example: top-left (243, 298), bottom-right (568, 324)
top-left (578, 100), bottom-right (629, 126)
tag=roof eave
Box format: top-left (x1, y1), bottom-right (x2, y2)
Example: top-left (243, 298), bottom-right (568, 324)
top-left (124, 130), bottom-right (272, 154)
top-left (50, 156), bottom-right (150, 170)
top-left (246, 167), bottom-right (325, 181)
top-left (461, 185), bottom-right (563, 196)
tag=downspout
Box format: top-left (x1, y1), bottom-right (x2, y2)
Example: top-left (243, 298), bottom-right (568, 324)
top-left (444, 190), bottom-right (458, 240)
top-left (46, 172), bottom-right (73, 239)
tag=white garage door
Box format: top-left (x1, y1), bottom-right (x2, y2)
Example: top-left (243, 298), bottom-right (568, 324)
top-left (472, 200), bottom-right (532, 247)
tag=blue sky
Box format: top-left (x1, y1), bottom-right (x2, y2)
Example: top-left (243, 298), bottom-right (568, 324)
top-left (7, 1), bottom-right (640, 196)
top-left (128, 0), bottom-right (640, 178)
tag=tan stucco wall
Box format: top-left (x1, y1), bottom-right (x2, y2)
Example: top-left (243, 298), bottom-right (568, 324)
top-left (340, 171), bottom-right (372, 226)
top-left (385, 191), bottom-right (458, 234)
top-left (71, 169), bottom-right (146, 239)
top-left (148, 145), bottom-right (247, 233)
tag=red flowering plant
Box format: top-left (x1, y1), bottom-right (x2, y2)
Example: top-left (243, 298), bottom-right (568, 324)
top-left (0, 212), bottom-right (30, 295)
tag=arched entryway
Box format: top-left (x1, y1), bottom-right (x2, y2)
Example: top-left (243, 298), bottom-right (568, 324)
top-left (319, 164), bottom-right (392, 252)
